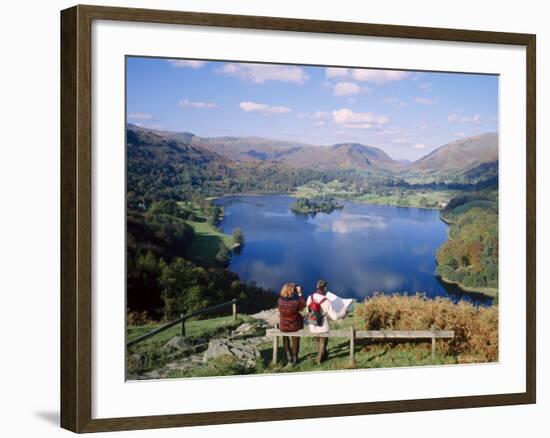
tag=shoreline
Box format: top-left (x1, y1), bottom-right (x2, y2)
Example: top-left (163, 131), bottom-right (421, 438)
top-left (438, 275), bottom-right (498, 299)
top-left (210, 191), bottom-right (443, 211)
top-left (438, 214), bottom-right (456, 225)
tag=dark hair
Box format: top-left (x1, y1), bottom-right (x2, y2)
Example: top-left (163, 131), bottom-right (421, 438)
top-left (316, 279), bottom-right (328, 291)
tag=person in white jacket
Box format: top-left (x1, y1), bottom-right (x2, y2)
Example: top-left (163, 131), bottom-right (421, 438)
top-left (306, 279), bottom-right (347, 364)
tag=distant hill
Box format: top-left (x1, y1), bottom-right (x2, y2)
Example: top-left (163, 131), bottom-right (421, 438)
top-left (406, 133), bottom-right (498, 181)
top-left (193, 136), bottom-right (314, 164)
top-left (127, 124), bottom-right (230, 168)
top-left (140, 125), bottom-right (402, 173)
top-left (127, 124), bottom-right (498, 183)
top-left (396, 159), bottom-right (411, 166)
top-left (126, 124), bottom-right (344, 200)
top-left (287, 142), bottom-right (400, 171)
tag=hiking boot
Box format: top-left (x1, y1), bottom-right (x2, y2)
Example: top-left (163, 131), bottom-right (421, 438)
top-left (284, 350), bottom-right (292, 365)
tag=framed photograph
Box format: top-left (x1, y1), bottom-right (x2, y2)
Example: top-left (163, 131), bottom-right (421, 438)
top-left (60, 4), bottom-right (536, 433)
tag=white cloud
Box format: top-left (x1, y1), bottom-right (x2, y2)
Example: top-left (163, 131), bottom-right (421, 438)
top-left (413, 143), bottom-right (427, 149)
top-left (167, 60), bottom-right (207, 69)
top-left (414, 97), bottom-right (436, 105)
top-left (313, 121), bottom-right (326, 127)
top-left (333, 81), bottom-right (362, 96)
top-left (453, 131), bottom-right (467, 138)
top-left (448, 113), bottom-right (482, 124)
top-left (326, 68), bottom-right (409, 84)
top-left (332, 108), bottom-right (389, 129)
top-left (178, 99), bottom-right (218, 109)
top-left (221, 63), bottom-right (309, 84)
top-left (350, 69), bottom-right (410, 84)
top-left (342, 123), bottom-right (376, 129)
top-left (239, 101), bottom-right (291, 115)
top-left (128, 112), bottom-right (154, 120)
top-left (326, 67), bottom-right (348, 78)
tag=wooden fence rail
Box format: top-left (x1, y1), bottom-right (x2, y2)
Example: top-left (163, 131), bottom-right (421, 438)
top-left (266, 324), bottom-right (454, 366)
top-left (127, 299), bottom-right (238, 348)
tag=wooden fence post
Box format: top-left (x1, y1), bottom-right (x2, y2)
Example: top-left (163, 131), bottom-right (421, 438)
top-left (349, 326), bottom-right (356, 368)
top-left (431, 324), bottom-right (436, 361)
top-left (180, 314), bottom-right (186, 337)
top-left (232, 301), bottom-right (237, 321)
top-left (272, 336), bottom-right (278, 365)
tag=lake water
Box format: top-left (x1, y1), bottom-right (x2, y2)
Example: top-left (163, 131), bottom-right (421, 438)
top-left (215, 195), bottom-right (493, 306)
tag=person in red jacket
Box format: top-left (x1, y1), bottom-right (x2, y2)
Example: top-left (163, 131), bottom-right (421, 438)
top-left (278, 283), bottom-right (306, 366)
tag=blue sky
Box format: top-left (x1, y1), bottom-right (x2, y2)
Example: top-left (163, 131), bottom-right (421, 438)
top-left (126, 57), bottom-right (498, 161)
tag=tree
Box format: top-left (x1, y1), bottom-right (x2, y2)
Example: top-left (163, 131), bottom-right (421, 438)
top-left (159, 257), bottom-right (209, 319)
top-left (215, 244), bottom-right (231, 267)
top-left (232, 228), bottom-right (245, 246)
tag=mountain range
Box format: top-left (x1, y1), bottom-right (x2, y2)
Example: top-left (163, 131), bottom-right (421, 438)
top-left (127, 124), bottom-right (498, 183)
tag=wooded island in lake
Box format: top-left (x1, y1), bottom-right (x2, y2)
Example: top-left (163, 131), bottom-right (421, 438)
top-left (290, 197), bottom-right (343, 214)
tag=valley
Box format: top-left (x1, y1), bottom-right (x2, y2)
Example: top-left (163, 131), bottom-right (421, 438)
top-left (126, 123), bottom-right (499, 325)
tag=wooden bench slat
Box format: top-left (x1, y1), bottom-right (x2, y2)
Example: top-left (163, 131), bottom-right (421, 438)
top-left (266, 328), bottom-right (454, 339)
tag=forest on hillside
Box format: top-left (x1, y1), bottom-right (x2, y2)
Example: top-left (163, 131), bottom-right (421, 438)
top-left (436, 193), bottom-right (499, 291)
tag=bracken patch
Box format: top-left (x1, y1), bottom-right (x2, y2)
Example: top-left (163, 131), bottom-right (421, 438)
top-left (356, 294), bottom-right (498, 363)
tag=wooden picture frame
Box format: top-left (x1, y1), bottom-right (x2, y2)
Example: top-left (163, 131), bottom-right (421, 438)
top-left (60, 4), bottom-right (536, 433)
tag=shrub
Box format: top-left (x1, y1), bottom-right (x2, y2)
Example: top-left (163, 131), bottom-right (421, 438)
top-left (127, 310), bottom-right (152, 326)
top-left (356, 294), bottom-right (498, 363)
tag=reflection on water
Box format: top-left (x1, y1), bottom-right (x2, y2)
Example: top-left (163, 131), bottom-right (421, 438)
top-left (215, 195), bottom-right (493, 306)
top-left (311, 212), bottom-right (388, 234)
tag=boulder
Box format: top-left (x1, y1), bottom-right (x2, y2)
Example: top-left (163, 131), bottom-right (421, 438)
top-left (128, 353), bottom-right (147, 369)
top-left (161, 336), bottom-right (194, 355)
top-left (202, 339), bottom-right (260, 363)
top-left (251, 308), bottom-right (280, 327)
top-left (232, 322), bottom-right (257, 336)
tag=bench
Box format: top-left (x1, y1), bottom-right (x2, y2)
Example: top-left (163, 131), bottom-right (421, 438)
top-left (266, 325), bottom-right (454, 366)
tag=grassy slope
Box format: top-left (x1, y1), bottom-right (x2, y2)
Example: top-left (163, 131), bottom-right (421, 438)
top-left (128, 315), bottom-right (252, 348)
top-left (180, 205), bottom-right (234, 266)
top-left (163, 307), bottom-right (456, 379)
top-left (127, 315), bottom-right (254, 374)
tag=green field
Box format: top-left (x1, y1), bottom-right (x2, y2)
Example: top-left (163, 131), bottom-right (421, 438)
top-left (293, 183), bottom-right (457, 210)
top-left (178, 204), bottom-right (234, 266)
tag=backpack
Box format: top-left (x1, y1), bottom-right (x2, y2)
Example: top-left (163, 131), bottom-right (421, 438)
top-left (307, 294), bottom-right (327, 327)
